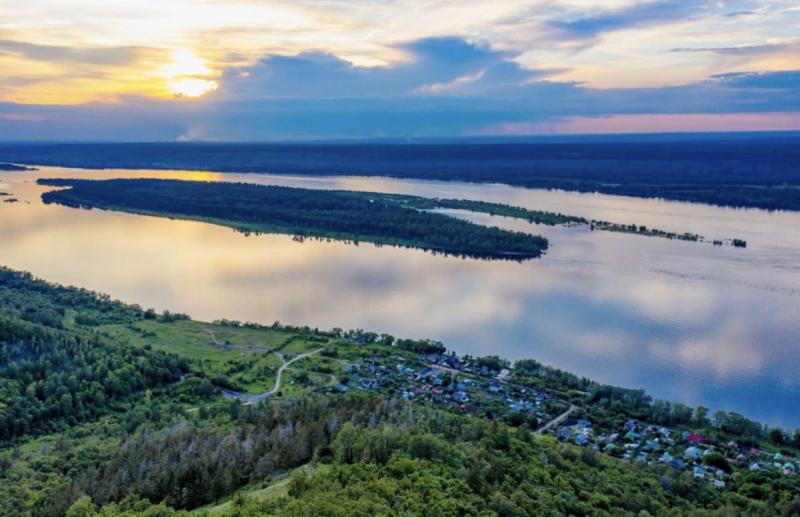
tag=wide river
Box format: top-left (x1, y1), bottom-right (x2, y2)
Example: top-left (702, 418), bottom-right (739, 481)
top-left (1, 166), bottom-right (799, 427)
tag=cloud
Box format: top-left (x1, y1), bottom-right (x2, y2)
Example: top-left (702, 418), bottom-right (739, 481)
top-left (710, 70), bottom-right (800, 89)
top-left (1, 36), bottom-right (799, 141)
top-left (671, 40), bottom-right (800, 56)
top-left (0, 39), bottom-right (157, 66)
top-left (543, 0), bottom-right (715, 48)
top-left (216, 37), bottom-right (551, 100)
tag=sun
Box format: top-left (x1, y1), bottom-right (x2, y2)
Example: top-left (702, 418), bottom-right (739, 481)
top-left (163, 50), bottom-right (218, 98)
top-left (169, 78), bottom-right (218, 98)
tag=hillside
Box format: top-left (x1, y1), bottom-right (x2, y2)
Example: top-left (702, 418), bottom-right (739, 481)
top-left (0, 267), bottom-right (799, 516)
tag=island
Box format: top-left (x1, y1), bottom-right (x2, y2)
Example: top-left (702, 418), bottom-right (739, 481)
top-left (37, 178), bottom-right (549, 260)
top-left (0, 162), bottom-right (35, 171)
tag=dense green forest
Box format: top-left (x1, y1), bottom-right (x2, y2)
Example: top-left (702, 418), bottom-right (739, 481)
top-left (0, 268), bottom-right (185, 441)
top-left (38, 178), bottom-right (549, 260)
top-left (2, 266), bottom-right (800, 516)
top-left (4, 139), bottom-right (800, 210)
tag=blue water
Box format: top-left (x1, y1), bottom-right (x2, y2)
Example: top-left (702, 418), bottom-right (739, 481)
top-left (1, 166), bottom-right (799, 427)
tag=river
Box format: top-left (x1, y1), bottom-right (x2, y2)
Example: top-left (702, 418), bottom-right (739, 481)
top-left (1, 166), bottom-right (798, 427)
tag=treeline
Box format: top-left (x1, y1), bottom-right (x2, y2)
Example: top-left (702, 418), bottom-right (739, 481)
top-left (511, 357), bottom-right (799, 446)
top-left (0, 267), bottom-right (143, 326)
top-left (39, 178), bottom-right (549, 259)
top-left (6, 140), bottom-right (800, 210)
top-left (0, 162), bottom-right (33, 171)
top-left (585, 384), bottom-right (800, 447)
top-left (379, 194), bottom-right (584, 225)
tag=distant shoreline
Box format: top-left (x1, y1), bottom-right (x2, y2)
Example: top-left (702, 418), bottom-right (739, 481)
top-left (2, 139), bottom-right (799, 211)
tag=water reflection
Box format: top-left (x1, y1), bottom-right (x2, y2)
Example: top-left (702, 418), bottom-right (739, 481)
top-left (1, 166), bottom-right (799, 427)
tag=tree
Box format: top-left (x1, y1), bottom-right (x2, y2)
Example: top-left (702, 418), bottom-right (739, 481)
top-left (66, 496), bottom-right (96, 517)
top-left (693, 406), bottom-right (710, 427)
top-left (769, 427), bottom-right (787, 445)
top-left (198, 378), bottom-right (215, 398)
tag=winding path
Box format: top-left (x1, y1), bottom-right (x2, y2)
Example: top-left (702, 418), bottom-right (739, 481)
top-left (221, 349), bottom-right (321, 404)
top-left (535, 404), bottom-right (577, 435)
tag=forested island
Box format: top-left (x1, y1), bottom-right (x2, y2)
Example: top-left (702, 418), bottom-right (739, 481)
top-left (1, 266), bottom-right (800, 516)
top-left (0, 162), bottom-right (34, 171)
top-left (4, 138), bottom-right (800, 210)
top-left (38, 177), bottom-right (748, 251)
top-left (38, 178), bottom-right (549, 260)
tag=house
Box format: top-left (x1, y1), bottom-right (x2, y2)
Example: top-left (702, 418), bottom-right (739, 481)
top-left (643, 441), bottom-right (661, 452)
top-left (668, 459), bottom-right (687, 470)
top-left (684, 446), bottom-right (701, 460)
top-left (635, 453), bottom-right (648, 463)
top-left (360, 379), bottom-right (377, 390)
top-left (659, 452), bottom-right (674, 463)
top-left (556, 427), bottom-right (573, 441)
top-left (418, 369), bottom-right (436, 380)
top-left (575, 434), bottom-right (589, 446)
top-left (693, 466), bottom-right (706, 479)
top-left (624, 430), bottom-right (641, 441)
top-left (424, 353), bottom-right (443, 364)
top-left (687, 433), bottom-right (706, 444)
top-left (749, 463), bottom-right (760, 471)
top-left (714, 479), bottom-right (726, 489)
top-left (783, 463), bottom-right (796, 475)
top-left (444, 353), bottom-right (461, 369)
top-left (452, 390), bottom-right (469, 402)
top-left (488, 381), bottom-right (504, 393)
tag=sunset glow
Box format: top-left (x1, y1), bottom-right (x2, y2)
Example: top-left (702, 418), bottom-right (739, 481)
top-left (1, 0), bottom-right (798, 139)
top-left (163, 50), bottom-right (218, 97)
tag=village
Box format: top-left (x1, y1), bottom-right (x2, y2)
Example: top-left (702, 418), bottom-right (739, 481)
top-left (305, 337), bottom-right (800, 490)
top-left (327, 347), bottom-right (571, 428)
top-left (553, 416), bottom-right (800, 487)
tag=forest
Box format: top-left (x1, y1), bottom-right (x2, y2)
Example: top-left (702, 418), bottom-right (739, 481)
top-left (0, 268), bottom-right (185, 441)
top-left (4, 138), bottom-right (800, 210)
top-left (38, 178), bottom-right (549, 259)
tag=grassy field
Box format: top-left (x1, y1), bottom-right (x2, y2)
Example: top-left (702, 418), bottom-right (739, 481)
top-left (193, 464), bottom-right (329, 515)
top-left (95, 319), bottom-right (330, 393)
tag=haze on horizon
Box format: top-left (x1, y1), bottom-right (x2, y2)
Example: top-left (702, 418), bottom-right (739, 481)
top-left (1, 0), bottom-right (799, 141)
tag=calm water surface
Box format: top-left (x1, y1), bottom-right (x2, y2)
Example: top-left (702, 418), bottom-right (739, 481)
top-left (1, 166), bottom-right (799, 426)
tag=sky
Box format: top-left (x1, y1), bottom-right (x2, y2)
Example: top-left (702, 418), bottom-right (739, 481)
top-left (1, 0), bottom-right (799, 140)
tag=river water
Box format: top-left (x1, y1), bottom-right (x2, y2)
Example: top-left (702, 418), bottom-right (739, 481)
top-left (1, 166), bottom-right (798, 427)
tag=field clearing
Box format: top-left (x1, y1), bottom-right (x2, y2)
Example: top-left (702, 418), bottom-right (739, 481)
top-left (194, 464), bottom-right (328, 515)
top-left (97, 319), bottom-right (327, 393)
